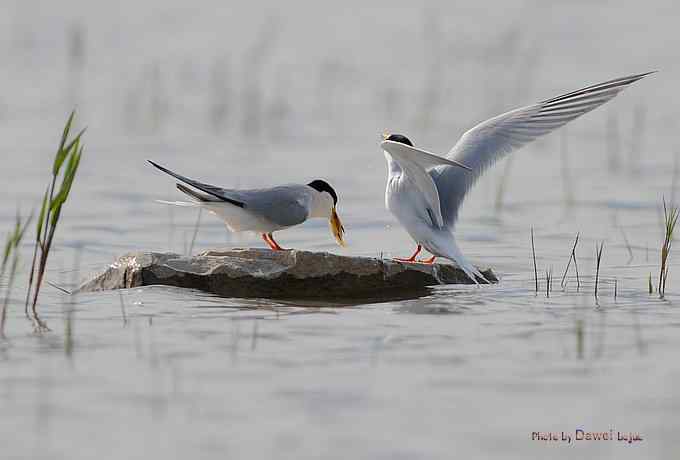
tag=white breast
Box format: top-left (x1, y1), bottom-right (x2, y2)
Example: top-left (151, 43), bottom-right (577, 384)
top-left (201, 202), bottom-right (282, 233)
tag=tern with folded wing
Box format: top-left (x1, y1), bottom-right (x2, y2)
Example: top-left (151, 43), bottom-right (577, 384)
top-left (148, 161), bottom-right (345, 250)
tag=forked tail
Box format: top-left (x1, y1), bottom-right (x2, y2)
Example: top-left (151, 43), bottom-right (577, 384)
top-left (155, 200), bottom-right (199, 207)
top-left (155, 183), bottom-right (217, 207)
top-left (427, 232), bottom-right (488, 284)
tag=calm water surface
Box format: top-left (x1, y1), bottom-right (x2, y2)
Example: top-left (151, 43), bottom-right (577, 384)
top-left (1, 1), bottom-right (680, 458)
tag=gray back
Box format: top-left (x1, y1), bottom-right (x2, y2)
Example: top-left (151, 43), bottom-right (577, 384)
top-left (228, 184), bottom-right (313, 227)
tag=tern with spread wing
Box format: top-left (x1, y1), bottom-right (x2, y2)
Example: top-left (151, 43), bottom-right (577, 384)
top-left (381, 72), bottom-right (654, 282)
top-left (148, 161), bottom-right (345, 250)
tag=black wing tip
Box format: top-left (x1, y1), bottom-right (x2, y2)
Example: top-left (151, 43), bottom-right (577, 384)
top-left (147, 160), bottom-right (165, 171)
top-left (602, 70), bottom-right (658, 84)
top-left (147, 160), bottom-right (180, 180)
top-left (147, 159), bottom-right (246, 208)
top-left (541, 71), bottom-right (656, 105)
top-left (625, 70), bottom-right (658, 83)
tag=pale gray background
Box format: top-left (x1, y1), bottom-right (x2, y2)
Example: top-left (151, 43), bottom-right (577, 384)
top-left (0, 1), bottom-right (677, 459)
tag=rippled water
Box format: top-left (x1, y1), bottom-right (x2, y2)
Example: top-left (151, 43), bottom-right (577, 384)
top-left (2, 1), bottom-right (680, 458)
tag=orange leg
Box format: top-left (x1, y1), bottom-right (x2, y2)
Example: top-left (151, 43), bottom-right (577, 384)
top-left (394, 245), bottom-right (422, 263)
top-left (267, 233), bottom-right (286, 251)
top-left (420, 256), bottom-right (436, 265)
top-left (262, 233), bottom-right (278, 250)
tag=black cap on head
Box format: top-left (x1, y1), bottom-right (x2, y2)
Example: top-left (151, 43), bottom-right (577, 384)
top-left (307, 179), bottom-right (338, 205)
top-left (386, 134), bottom-right (413, 146)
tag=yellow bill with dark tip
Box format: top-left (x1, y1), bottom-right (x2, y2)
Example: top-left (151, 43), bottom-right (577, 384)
top-left (330, 207), bottom-right (346, 247)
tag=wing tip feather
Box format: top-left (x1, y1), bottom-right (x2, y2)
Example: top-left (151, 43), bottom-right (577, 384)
top-left (541, 70), bottom-right (656, 105)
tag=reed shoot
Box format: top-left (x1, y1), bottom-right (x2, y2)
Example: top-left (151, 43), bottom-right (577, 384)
top-left (594, 241), bottom-right (604, 297)
top-left (614, 279), bottom-right (618, 300)
top-left (560, 232), bottom-right (580, 289)
top-left (574, 246), bottom-right (581, 291)
top-left (1, 211), bottom-right (32, 337)
top-left (619, 226), bottom-right (634, 264)
top-left (659, 198), bottom-right (679, 299)
top-left (24, 110), bottom-right (85, 330)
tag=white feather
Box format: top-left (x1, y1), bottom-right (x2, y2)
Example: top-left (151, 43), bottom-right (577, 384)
top-left (383, 72), bottom-right (653, 282)
top-left (434, 72), bottom-right (655, 228)
top-left (382, 140), bottom-right (468, 228)
top-left (155, 200), bottom-right (199, 207)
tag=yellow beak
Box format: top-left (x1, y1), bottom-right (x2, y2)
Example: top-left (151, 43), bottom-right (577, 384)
top-left (382, 131), bottom-right (390, 140)
top-left (330, 207), bottom-right (346, 247)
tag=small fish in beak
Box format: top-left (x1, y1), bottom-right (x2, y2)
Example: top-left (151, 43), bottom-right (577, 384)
top-left (330, 207), bottom-right (346, 246)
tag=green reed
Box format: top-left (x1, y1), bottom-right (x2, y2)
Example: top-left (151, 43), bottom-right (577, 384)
top-left (24, 111), bottom-right (85, 330)
top-left (1, 211), bottom-right (32, 337)
top-left (659, 198), bottom-right (679, 299)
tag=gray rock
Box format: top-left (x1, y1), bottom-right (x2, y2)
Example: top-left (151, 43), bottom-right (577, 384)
top-left (78, 248), bottom-right (497, 301)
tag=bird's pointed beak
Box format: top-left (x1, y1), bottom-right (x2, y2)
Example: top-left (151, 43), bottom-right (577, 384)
top-left (330, 206), bottom-right (346, 247)
top-left (382, 132), bottom-right (390, 140)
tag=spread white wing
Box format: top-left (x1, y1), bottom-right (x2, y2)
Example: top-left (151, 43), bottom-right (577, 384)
top-left (382, 140), bottom-right (469, 228)
top-left (431, 71), bottom-right (655, 227)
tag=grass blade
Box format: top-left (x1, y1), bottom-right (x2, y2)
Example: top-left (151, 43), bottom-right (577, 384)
top-left (659, 198), bottom-right (679, 299)
top-left (560, 232), bottom-right (580, 288)
top-left (595, 241), bottom-right (604, 298)
top-left (26, 110), bottom-right (85, 330)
